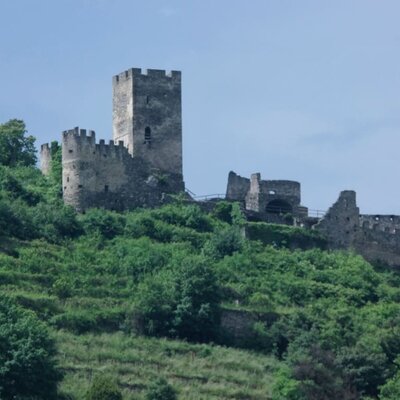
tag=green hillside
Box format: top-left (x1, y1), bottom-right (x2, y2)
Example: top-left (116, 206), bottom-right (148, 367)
top-left (2, 120), bottom-right (400, 400)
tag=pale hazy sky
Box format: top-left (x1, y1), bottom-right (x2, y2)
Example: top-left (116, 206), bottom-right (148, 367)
top-left (1, 0), bottom-right (399, 214)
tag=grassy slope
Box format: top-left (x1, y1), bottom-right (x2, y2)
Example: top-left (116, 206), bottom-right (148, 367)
top-left (0, 232), bottom-right (280, 399)
top-left (57, 331), bottom-right (277, 400)
top-left (2, 198), bottom-right (400, 399)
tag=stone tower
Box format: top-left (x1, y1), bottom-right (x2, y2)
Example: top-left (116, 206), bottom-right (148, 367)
top-left (40, 67), bottom-right (185, 213)
top-left (112, 68), bottom-right (182, 177)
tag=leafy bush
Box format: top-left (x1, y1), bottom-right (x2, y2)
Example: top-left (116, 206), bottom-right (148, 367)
top-left (86, 375), bottom-right (122, 400)
top-left (203, 227), bottom-right (244, 259)
top-left (81, 208), bottom-right (125, 239)
top-left (245, 222), bottom-right (327, 250)
top-left (145, 378), bottom-right (177, 400)
top-left (380, 370), bottom-right (400, 400)
top-left (0, 297), bottom-right (61, 399)
top-left (133, 257), bottom-right (221, 342)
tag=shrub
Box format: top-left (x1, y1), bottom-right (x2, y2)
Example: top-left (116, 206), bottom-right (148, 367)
top-left (212, 201), bottom-right (233, 223)
top-left (86, 375), bottom-right (122, 400)
top-left (203, 227), bottom-right (244, 259)
top-left (0, 297), bottom-right (62, 399)
top-left (81, 208), bottom-right (125, 239)
top-left (133, 257), bottom-right (221, 342)
top-left (145, 378), bottom-right (177, 400)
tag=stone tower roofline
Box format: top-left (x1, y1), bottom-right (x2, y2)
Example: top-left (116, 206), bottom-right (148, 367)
top-left (40, 143), bottom-right (50, 152)
top-left (113, 68), bottom-right (181, 83)
top-left (58, 127), bottom-right (131, 160)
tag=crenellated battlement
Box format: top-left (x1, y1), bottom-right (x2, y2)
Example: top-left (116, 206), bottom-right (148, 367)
top-left (113, 68), bottom-right (181, 83)
top-left (41, 143), bottom-right (50, 151)
top-left (62, 127), bottom-right (96, 142)
top-left (360, 214), bottom-right (400, 235)
top-left (62, 127), bottom-right (130, 160)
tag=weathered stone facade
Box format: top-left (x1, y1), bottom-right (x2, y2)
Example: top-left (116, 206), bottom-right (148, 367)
top-left (226, 172), bottom-right (400, 268)
top-left (226, 171), bottom-right (308, 223)
top-left (41, 68), bottom-right (184, 212)
top-left (315, 191), bottom-right (400, 268)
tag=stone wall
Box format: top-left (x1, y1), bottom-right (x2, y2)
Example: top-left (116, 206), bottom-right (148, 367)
top-left (315, 191), bottom-right (360, 249)
top-left (359, 214), bottom-right (400, 233)
top-left (226, 171), bottom-right (306, 219)
top-left (60, 127), bottom-right (183, 212)
top-left (315, 191), bottom-right (400, 267)
top-left (226, 171), bottom-right (250, 201)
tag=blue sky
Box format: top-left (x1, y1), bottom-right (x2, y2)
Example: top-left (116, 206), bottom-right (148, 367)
top-left (1, 0), bottom-right (399, 213)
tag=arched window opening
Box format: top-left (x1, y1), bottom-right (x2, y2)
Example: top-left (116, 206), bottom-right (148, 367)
top-left (144, 127), bottom-right (152, 144)
top-left (266, 199), bottom-right (293, 214)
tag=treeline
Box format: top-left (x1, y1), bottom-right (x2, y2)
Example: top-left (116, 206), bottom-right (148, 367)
top-left (1, 119), bottom-right (400, 399)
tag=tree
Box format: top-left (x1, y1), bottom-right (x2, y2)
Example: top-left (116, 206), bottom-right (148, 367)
top-left (86, 375), bottom-right (122, 400)
top-left (0, 297), bottom-right (62, 399)
top-left (380, 370), bottom-right (400, 400)
top-left (0, 119), bottom-right (36, 167)
top-left (173, 258), bottom-right (221, 342)
top-left (133, 257), bottom-right (221, 342)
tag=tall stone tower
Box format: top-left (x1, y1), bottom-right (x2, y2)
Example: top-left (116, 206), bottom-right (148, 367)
top-left (112, 68), bottom-right (182, 177)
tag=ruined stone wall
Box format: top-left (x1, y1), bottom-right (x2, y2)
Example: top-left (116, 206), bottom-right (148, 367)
top-left (245, 173), bottom-right (266, 212)
top-left (226, 171), bottom-right (250, 201)
top-left (314, 191), bottom-right (360, 249)
top-left (359, 215), bottom-right (400, 233)
top-left (227, 171), bottom-right (304, 218)
top-left (261, 180), bottom-right (301, 210)
top-left (60, 127), bottom-right (184, 212)
top-left (40, 143), bottom-right (52, 176)
top-left (353, 228), bottom-right (400, 268)
top-left (315, 191), bottom-right (400, 267)
top-left (112, 68), bottom-right (182, 176)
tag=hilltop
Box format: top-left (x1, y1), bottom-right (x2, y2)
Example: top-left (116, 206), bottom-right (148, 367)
top-left (1, 120), bottom-right (400, 399)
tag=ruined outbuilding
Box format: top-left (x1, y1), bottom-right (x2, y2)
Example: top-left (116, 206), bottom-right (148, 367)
top-left (226, 171), bottom-right (308, 223)
top-left (227, 172), bottom-right (400, 268)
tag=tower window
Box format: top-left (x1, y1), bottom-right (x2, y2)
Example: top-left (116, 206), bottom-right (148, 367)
top-left (146, 96), bottom-right (150, 104)
top-left (144, 127), bottom-right (152, 144)
top-left (104, 185), bottom-right (109, 193)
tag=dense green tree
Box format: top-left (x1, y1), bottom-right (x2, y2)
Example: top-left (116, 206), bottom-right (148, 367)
top-left (380, 370), bottom-right (400, 400)
top-left (0, 297), bottom-right (61, 399)
top-left (133, 270), bottom-right (176, 336)
top-left (133, 257), bottom-right (221, 342)
top-left (173, 258), bottom-right (221, 342)
top-left (0, 119), bottom-right (36, 167)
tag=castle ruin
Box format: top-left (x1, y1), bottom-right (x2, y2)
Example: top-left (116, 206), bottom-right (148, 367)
top-left (227, 172), bottom-right (400, 268)
top-left (41, 68), bottom-right (184, 212)
top-left (40, 67), bottom-right (400, 268)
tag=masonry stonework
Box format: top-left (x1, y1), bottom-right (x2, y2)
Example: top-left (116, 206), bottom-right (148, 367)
top-left (226, 171), bottom-right (307, 223)
top-left (41, 68), bottom-right (184, 212)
